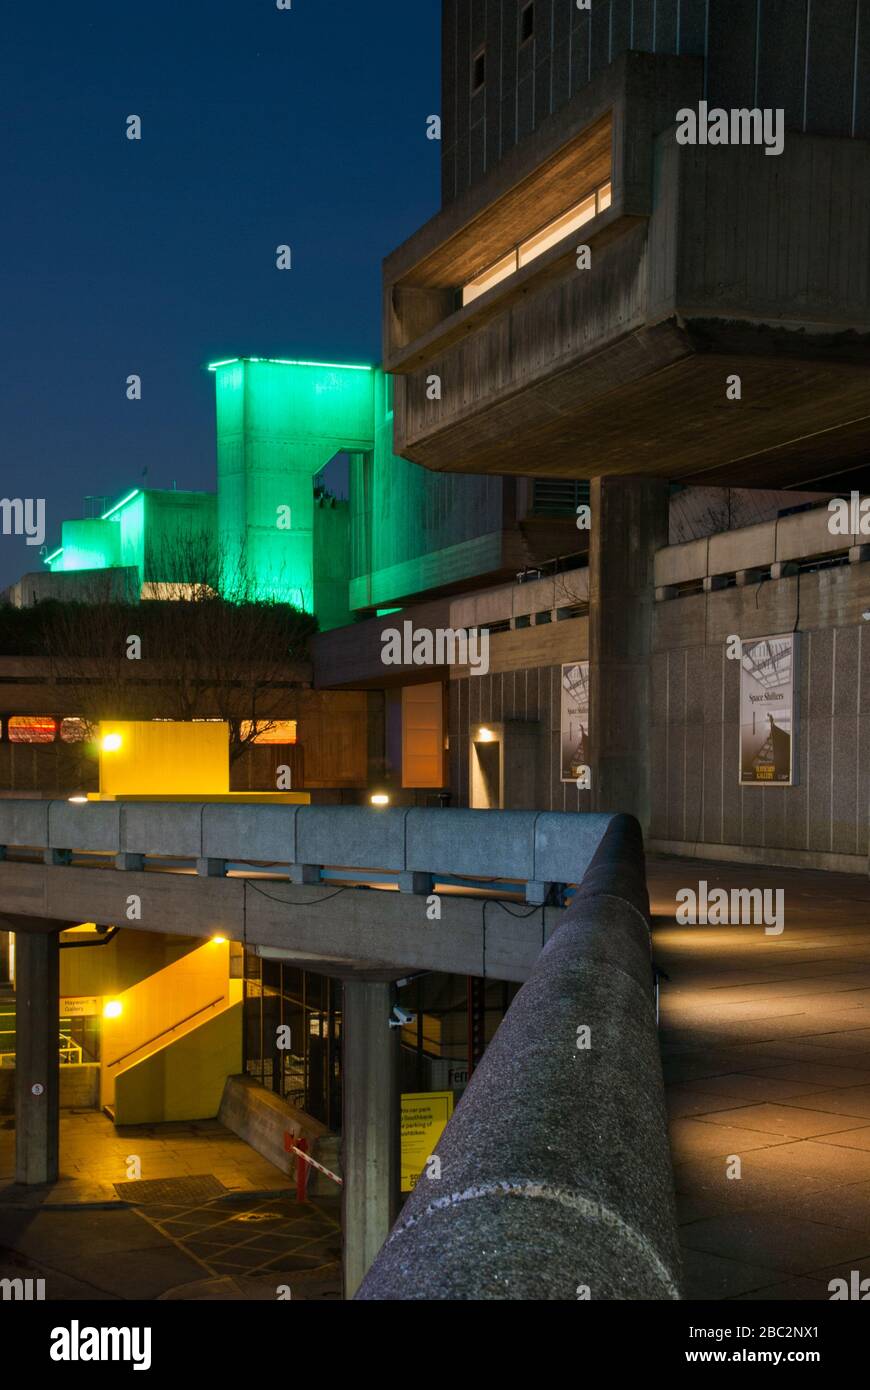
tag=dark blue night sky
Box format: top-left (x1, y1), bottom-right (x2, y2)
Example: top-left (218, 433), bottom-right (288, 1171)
top-left (0, 0), bottom-right (440, 588)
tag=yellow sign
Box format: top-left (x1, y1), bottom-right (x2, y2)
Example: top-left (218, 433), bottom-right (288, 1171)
top-left (401, 1091), bottom-right (454, 1193)
top-left (60, 997), bottom-right (99, 1018)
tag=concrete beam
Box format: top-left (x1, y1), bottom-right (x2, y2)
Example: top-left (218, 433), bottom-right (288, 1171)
top-left (341, 980), bottom-right (400, 1298)
top-left (0, 861), bottom-right (563, 982)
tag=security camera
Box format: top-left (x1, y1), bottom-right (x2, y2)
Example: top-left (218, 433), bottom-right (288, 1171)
top-left (389, 1006), bottom-right (415, 1029)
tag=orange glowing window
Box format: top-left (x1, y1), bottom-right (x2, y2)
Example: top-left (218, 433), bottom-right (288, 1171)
top-left (8, 716), bottom-right (57, 743)
top-left (240, 720), bottom-right (298, 745)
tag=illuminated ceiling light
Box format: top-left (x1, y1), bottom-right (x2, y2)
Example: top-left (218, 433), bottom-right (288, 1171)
top-left (370, 793), bottom-right (390, 807)
top-left (101, 733), bottom-right (123, 752)
top-left (103, 1000), bottom-right (123, 1019)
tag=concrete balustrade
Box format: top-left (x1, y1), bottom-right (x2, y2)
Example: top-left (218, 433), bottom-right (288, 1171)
top-left (405, 809), bottom-right (538, 883)
top-left (654, 501), bottom-right (870, 592)
top-left (357, 815), bottom-right (681, 1302)
top-left (0, 801), bottom-right (617, 900)
top-left (296, 806), bottom-right (408, 872)
top-left (47, 800), bottom-right (121, 853)
top-left (201, 803), bottom-right (297, 865)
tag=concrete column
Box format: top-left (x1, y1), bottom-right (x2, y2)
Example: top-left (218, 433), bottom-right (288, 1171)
top-left (14, 929), bottom-right (60, 1185)
top-left (588, 476), bottom-right (669, 832)
top-left (341, 979), bottom-right (400, 1299)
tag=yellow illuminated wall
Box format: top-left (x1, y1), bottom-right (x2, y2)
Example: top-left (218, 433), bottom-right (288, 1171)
top-left (99, 721), bottom-right (229, 796)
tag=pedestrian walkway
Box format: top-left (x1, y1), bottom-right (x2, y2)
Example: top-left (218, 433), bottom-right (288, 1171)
top-left (651, 855), bottom-right (870, 1300)
top-left (0, 1112), bottom-right (291, 1206)
top-left (0, 1112), bottom-right (341, 1299)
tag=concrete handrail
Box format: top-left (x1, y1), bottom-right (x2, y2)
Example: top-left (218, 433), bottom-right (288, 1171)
top-left (357, 814), bottom-right (681, 1301)
top-left (654, 500), bottom-right (870, 589)
top-left (0, 801), bottom-right (616, 901)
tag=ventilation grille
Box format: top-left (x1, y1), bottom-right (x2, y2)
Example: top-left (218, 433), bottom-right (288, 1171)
top-left (531, 480), bottom-right (590, 516)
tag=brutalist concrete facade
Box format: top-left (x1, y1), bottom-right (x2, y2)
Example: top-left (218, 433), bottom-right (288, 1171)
top-left (442, 0), bottom-right (870, 204)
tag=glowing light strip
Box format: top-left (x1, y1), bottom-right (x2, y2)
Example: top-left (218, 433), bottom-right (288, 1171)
top-left (101, 489), bottom-right (140, 521)
top-left (44, 547), bottom-right (63, 564)
top-left (207, 356), bottom-right (372, 373)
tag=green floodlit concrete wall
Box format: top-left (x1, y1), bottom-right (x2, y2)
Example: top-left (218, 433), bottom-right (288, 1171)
top-left (213, 359), bottom-right (375, 613)
top-left (54, 518), bottom-right (121, 573)
top-left (141, 490), bottom-right (217, 585)
top-left (50, 490), bottom-right (216, 592)
top-left (350, 370), bottom-right (507, 611)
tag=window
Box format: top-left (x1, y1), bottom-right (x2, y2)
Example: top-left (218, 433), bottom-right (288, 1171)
top-left (240, 720), bottom-right (298, 745)
top-left (461, 179), bottom-right (612, 306)
top-left (463, 250), bottom-right (518, 305)
top-left (8, 716), bottom-right (56, 743)
top-left (518, 193), bottom-right (596, 267)
top-left (520, 3), bottom-right (535, 44)
top-left (472, 47), bottom-right (486, 93)
top-left (60, 717), bottom-right (90, 743)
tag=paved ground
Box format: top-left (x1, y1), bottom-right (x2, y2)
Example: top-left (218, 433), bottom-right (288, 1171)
top-left (651, 855), bottom-right (870, 1301)
top-left (0, 1113), bottom-right (341, 1299)
top-left (0, 1112), bottom-right (292, 1205)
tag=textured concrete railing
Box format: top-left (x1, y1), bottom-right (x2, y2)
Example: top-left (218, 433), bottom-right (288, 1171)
top-left (655, 502), bottom-right (870, 591)
top-left (0, 802), bottom-right (615, 904)
top-left (357, 814), bottom-right (681, 1301)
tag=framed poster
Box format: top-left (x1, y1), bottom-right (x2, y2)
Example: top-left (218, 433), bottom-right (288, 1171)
top-left (561, 661), bottom-right (590, 783)
top-left (739, 633), bottom-right (799, 786)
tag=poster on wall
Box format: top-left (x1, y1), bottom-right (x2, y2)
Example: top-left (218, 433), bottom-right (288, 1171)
top-left (401, 1091), bottom-right (454, 1192)
top-left (739, 633), bottom-right (799, 786)
top-left (561, 661), bottom-right (590, 783)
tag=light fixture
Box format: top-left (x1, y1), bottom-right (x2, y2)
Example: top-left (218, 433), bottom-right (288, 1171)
top-left (863, 611), bottom-right (870, 622)
top-left (103, 1000), bottom-right (122, 1019)
top-left (370, 793), bottom-right (390, 807)
top-left (101, 733), bottom-right (123, 752)
top-left (211, 935), bottom-right (227, 945)
top-left (68, 795), bottom-right (88, 804)
top-left (477, 727), bottom-right (496, 743)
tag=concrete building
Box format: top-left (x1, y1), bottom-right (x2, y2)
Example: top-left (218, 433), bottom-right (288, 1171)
top-left (363, 0), bottom-right (870, 850)
top-left (2, 0), bottom-right (870, 1304)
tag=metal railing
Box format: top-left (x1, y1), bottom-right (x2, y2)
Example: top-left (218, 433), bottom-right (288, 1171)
top-left (107, 995), bottom-right (226, 1070)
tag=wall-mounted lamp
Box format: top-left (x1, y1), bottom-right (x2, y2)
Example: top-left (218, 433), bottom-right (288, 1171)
top-left (103, 1000), bottom-right (122, 1019)
top-left (476, 727), bottom-right (496, 743)
top-left (101, 733), bottom-right (123, 752)
top-left (370, 793), bottom-right (390, 807)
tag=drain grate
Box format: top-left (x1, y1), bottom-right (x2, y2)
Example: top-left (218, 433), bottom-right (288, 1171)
top-left (115, 1175), bottom-right (227, 1205)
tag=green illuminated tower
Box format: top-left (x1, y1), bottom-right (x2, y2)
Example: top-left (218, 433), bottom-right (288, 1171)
top-left (210, 357), bottom-right (375, 611)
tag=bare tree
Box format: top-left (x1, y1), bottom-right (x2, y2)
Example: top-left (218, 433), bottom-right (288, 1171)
top-left (37, 530), bottom-right (316, 761)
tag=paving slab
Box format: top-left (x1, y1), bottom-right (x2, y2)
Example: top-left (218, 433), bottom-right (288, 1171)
top-left (652, 855), bottom-right (870, 1302)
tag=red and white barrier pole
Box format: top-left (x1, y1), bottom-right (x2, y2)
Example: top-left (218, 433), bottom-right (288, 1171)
top-left (283, 1131), bottom-right (343, 1203)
